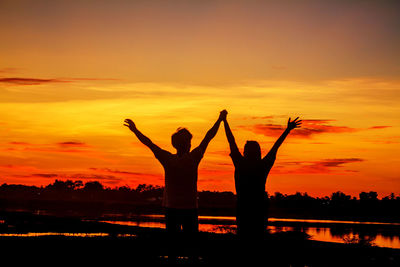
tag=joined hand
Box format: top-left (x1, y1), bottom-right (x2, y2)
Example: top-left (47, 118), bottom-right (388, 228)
top-left (219, 110), bottom-right (228, 121)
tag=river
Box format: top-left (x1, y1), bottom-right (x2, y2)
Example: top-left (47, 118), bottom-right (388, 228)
top-left (101, 214), bottom-right (400, 249)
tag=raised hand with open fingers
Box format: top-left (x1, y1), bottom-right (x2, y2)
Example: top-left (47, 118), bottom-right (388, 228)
top-left (124, 119), bottom-right (136, 131)
top-left (287, 117), bottom-right (302, 131)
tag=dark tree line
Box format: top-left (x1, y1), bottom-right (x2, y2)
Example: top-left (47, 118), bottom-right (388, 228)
top-left (267, 191), bottom-right (400, 222)
top-left (0, 180), bottom-right (399, 222)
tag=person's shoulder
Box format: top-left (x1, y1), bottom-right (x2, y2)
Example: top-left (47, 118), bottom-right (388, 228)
top-left (154, 148), bottom-right (173, 160)
top-left (230, 149), bottom-right (243, 159)
top-left (262, 153), bottom-right (276, 168)
top-left (263, 152), bottom-right (276, 162)
top-left (191, 146), bottom-right (204, 154)
top-left (189, 146), bottom-right (206, 160)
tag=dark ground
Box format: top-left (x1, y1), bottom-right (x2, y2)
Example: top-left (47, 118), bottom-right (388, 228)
top-left (1, 211), bottom-right (399, 266)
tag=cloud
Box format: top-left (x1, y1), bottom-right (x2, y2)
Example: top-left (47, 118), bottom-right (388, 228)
top-left (32, 173), bottom-right (58, 178)
top-left (65, 78), bottom-right (120, 81)
top-left (9, 141), bottom-right (89, 148)
top-left (89, 167), bottom-right (162, 178)
top-left (0, 77), bottom-right (119, 86)
top-left (20, 147), bottom-right (88, 154)
top-left (317, 158), bottom-right (364, 167)
top-left (240, 119), bottom-right (364, 139)
top-left (0, 77), bottom-right (70, 85)
top-left (57, 141), bottom-right (89, 147)
top-left (248, 116), bottom-right (276, 120)
top-left (238, 115), bottom-right (289, 121)
top-left (271, 158), bottom-right (364, 175)
top-left (4, 141), bottom-right (105, 160)
top-left (368, 126), bottom-right (391, 129)
top-left (66, 174), bottom-right (121, 181)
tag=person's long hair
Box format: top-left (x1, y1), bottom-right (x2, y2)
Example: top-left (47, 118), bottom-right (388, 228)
top-left (244, 141), bottom-right (261, 160)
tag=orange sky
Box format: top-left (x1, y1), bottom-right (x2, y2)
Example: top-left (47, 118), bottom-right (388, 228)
top-left (0, 0), bottom-right (399, 197)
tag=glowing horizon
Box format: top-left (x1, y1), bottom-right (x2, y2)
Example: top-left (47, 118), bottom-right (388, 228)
top-left (1, 1), bottom-right (399, 197)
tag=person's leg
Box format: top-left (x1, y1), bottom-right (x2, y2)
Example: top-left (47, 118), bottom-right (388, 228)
top-left (236, 204), bottom-right (251, 240)
top-left (181, 209), bottom-right (198, 234)
top-left (165, 208), bottom-right (180, 263)
top-left (165, 208), bottom-right (181, 234)
top-left (181, 209), bottom-right (199, 262)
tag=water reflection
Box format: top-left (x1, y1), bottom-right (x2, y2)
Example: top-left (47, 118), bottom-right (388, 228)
top-left (0, 232), bottom-right (137, 238)
top-left (102, 216), bottom-right (400, 249)
top-left (0, 232), bottom-right (111, 237)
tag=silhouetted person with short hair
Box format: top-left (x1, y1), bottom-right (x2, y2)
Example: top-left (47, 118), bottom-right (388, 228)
top-left (222, 112), bottom-right (301, 240)
top-left (124, 110), bottom-right (226, 238)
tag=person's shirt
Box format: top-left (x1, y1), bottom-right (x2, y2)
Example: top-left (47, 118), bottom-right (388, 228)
top-left (230, 148), bottom-right (276, 206)
top-left (153, 147), bottom-right (205, 209)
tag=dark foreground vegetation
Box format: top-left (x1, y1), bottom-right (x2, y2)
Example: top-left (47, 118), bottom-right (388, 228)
top-left (0, 211), bottom-right (399, 266)
top-left (1, 180), bottom-right (400, 222)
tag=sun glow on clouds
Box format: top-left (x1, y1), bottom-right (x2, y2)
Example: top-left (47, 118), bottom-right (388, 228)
top-left (0, 78), bottom-right (399, 197)
top-left (1, 1), bottom-right (400, 197)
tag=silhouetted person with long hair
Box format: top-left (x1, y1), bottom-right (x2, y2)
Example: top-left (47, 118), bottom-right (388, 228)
top-left (124, 110), bottom-right (226, 240)
top-left (222, 112), bottom-right (301, 240)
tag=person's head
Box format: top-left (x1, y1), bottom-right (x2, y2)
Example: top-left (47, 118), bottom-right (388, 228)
top-left (171, 128), bottom-right (192, 154)
top-left (244, 141), bottom-right (261, 160)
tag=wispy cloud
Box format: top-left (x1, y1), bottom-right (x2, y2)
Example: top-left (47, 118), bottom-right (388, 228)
top-left (237, 115), bottom-right (288, 121)
top-left (271, 158), bottom-right (364, 175)
top-left (0, 77), bottom-right (69, 85)
top-left (0, 77), bottom-right (119, 86)
top-left (8, 141), bottom-right (90, 148)
top-left (240, 119), bottom-right (356, 138)
top-left (32, 173), bottom-right (58, 178)
top-left (368, 126), bottom-right (391, 130)
top-left (240, 119), bottom-right (391, 139)
top-left (89, 167), bottom-right (161, 178)
top-left (64, 78), bottom-right (120, 81)
top-left (3, 141), bottom-right (105, 159)
top-left (57, 141), bottom-right (89, 147)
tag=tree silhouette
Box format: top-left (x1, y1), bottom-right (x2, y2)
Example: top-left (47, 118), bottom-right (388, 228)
top-left (1, 180), bottom-right (400, 222)
top-left (83, 181), bottom-right (103, 192)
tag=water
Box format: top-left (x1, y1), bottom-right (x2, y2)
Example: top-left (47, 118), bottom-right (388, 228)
top-left (101, 215), bottom-right (400, 249)
top-left (0, 232), bottom-right (112, 237)
top-left (1, 211), bottom-right (399, 249)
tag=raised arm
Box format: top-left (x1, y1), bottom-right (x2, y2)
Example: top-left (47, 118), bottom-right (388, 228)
top-left (223, 114), bottom-right (240, 155)
top-left (264, 117), bottom-right (302, 159)
top-left (198, 110), bottom-right (226, 151)
top-left (124, 119), bottom-right (163, 154)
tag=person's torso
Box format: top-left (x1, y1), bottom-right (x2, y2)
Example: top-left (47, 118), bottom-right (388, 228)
top-left (162, 152), bottom-right (201, 209)
top-left (234, 159), bottom-right (268, 204)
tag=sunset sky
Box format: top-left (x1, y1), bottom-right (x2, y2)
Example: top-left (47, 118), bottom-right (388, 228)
top-left (1, 0), bottom-right (399, 197)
